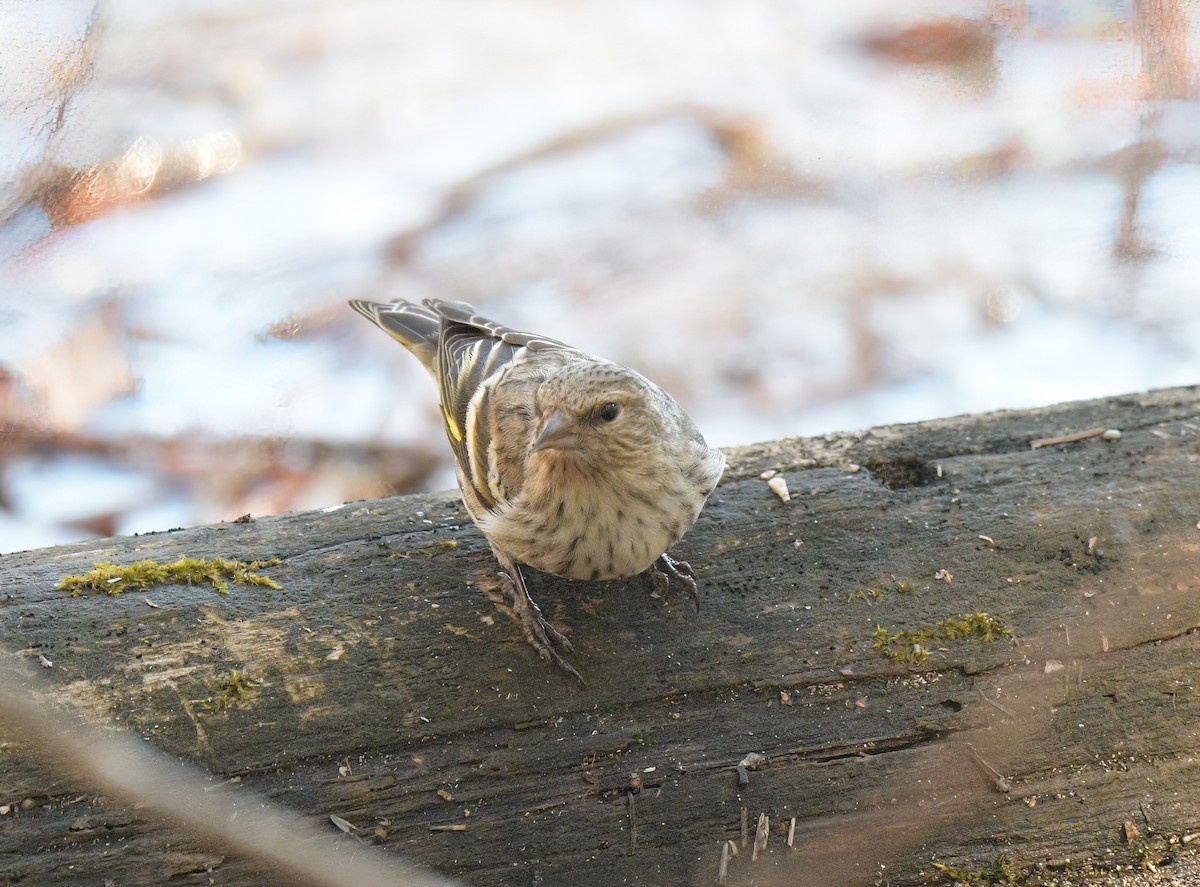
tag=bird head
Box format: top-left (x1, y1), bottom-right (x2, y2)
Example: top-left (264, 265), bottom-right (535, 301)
top-left (530, 364), bottom-right (664, 464)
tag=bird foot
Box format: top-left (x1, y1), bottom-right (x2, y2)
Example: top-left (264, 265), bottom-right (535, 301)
top-left (647, 553), bottom-right (700, 613)
top-left (500, 571), bottom-right (584, 684)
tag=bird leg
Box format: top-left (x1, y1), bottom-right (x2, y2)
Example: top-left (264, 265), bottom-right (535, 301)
top-left (647, 552), bottom-right (700, 613)
top-left (493, 552), bottom-right (583, 684)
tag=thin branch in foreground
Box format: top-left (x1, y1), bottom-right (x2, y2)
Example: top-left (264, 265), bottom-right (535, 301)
top-left (0, 663), bottom-right (460, 887)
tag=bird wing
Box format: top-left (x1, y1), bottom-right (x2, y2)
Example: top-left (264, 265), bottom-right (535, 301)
top-left (347, 299), bottom-right (441, 371)
top-left (427, 300), bottom-right (579, 510)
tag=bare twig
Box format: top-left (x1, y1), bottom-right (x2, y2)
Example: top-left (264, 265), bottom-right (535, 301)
top-left (0, 663), bottom-right (459, 887)
top-left (1030, 428), bottom-right (1112, 449)
top-left (976, 687), bottom-right (1015, 718)
top-left (627, 791), bottom-right (638, 851)
top-left (965, 742), bottom-right (1010, 793)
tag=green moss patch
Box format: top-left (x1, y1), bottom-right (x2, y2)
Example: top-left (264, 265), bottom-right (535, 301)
top-left (205, 669), bottom-right (259, 712)
top-left (57, 557), bottom-right (281, 597)
top-left (872, 612), bottom-right (1013, 665)
top-left (932, 854), bottom-right (1024, 885)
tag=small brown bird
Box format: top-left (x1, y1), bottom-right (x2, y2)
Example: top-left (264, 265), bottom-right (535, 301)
top-left (349, 298), bottom-right (725, 679)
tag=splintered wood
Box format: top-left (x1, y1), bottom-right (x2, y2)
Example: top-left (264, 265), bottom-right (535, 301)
top-left (717, 840), bottom-right (733, 885)
top-left (752, 813), bottom-right (769, 861)
top-left (721, 810), bottom-right (794, 882)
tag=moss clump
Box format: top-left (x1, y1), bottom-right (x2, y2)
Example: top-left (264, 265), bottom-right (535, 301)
top-left (848, 587), bottom-right (883, 605)
top-left (57, 557), bottom-right (281, 597)
top-left (932, 853), bottom-right (1024, 885)
top-left (872, 613), bottom-right (1013, 665)
top-left (849, 576), bottom-right (914, 605)
top-left (205, 669), bottom-right (259, 712)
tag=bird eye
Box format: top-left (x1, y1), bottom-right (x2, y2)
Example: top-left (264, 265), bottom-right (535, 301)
top-left (599, 402), bottom-right (620, 422)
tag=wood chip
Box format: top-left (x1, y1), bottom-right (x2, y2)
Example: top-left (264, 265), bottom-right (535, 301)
top-left (328, 813), bottom-right (355, 834)
top-left (787, 817), bottom-right (796, 847)
top-left (739, 748), bottom-right (768, 768)
top-left (736, 752), bottom-right (767, 787)
top-left (752, 813), bottom-right (769, 861)
top-left (740, 807), bottom-right (749, 848)
top-left (429, 824), bottom-right (467, 832)
top-left (766, 476), bottom-right (791, 503)
top-left (718, 840), bottom-right (731, 885)
top-left (1123, 820), bottom-right (1140, 843)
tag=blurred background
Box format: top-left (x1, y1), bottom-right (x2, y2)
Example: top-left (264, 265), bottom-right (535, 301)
top-left (0, 0), bottom-right (1197, 554)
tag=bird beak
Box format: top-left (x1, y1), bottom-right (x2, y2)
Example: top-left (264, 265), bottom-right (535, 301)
top-left (532, 409), bottom-right (577, 452)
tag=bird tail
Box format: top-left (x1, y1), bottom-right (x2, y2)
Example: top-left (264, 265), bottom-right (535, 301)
top-left (348, 299), bottom-right (441, 372)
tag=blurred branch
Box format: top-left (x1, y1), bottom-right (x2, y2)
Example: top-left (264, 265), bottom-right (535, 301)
top-left (0, 659), bottom-right (459, 887)
top-left (1135, 0), bottom-right (1196, 100)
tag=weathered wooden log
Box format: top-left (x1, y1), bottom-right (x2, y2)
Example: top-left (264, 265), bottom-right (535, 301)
top-left (3, 386), bottom-right (1200, 886)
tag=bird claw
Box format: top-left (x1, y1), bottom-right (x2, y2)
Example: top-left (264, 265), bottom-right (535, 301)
top-left (648, 553), bottom-right (700, 613)
top-left (500, 570), bottom-right (584, 685)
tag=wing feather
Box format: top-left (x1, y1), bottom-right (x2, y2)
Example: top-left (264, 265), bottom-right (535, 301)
top-left (426, 300), bottom-right (578, 512)
top-left (347, 299), bottom-right (440, 370)
top-left (352, 297), bottom-right (582, 513)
